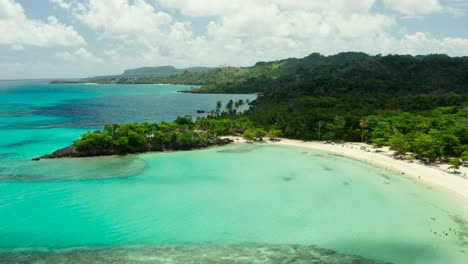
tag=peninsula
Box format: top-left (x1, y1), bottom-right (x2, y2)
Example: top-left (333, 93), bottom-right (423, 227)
top-left (33, 116), bottom-right (239, 160)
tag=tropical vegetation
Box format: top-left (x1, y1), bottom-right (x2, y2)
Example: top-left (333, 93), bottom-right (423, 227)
top-left (50, 52), bottom-right (468, 163)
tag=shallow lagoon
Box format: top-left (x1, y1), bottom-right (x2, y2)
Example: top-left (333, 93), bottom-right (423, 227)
top-left (1, 81), bottom-right (467, 263)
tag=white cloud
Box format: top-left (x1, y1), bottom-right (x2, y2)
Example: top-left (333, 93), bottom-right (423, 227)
top-left (74, 0), bottom-right (171, 38)
top-left (398, 32), bottom-right (468, 55)
top-left (0, 0), bottom-right (85, 47)
top-left (56, 47), bottom-right (103, 63)
top-left (70, 0), bottom-right (203, 62)
top-left (158, 0), bottom-right (241, 17)
top-left (49, 0), bottom-right (71, 9)
top-left (3, 0), bottom-right (468, 79)
top-left (64, 0), bottom-right (468, 71)
top-left (382, 0), bottom-right (443, 15)
top-left (159, 0), bottom-right (379, 16)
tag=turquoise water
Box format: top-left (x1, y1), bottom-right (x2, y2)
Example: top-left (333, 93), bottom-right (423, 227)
top-left (1, 81), bottom-right (468, 263)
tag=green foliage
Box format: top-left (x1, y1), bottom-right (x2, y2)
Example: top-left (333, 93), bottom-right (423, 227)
top-left (389, 134), bottom-right (411, 155)
top-left (462, 151), bottom-right (468, 162)
top-left (174, 115), bottom-right (194, 127)
top-left (413, 132), bottom-right (444, 162)
top-left (449, 159), bottom-right (461, 172)
top-left (267, 129), bottom-right (283, 140)
top-left (110, 53), bottom-right (468, 99)
top-left (114, 136), bottom-right (129, 151)
top-left (253, 128), bottom-right (267, 140)
top-left (242, 130), bottom-right (255, 142)
top-left (128, 131), bottom-right (146, 148)
top-left (69, 52), bottom-right (468, 162)
top-left (73, 116), bottom-right (260, 154)
top-left (75, 131), bottom-right (114, 152)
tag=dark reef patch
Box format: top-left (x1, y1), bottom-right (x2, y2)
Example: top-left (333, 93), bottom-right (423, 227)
top-left (0, 244), bottom-right (391, 264)
top-left (0, 157), bottom-right (147, 182)
top-left (217, 145), bottom-right (257, 154)
top-left (450, 214), bottom-right (468, 247)
top-left (282, 176), bottom-right (293, 182)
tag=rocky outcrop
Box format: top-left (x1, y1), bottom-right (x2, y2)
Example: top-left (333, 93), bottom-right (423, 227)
top-left (33, 145), bottom-right (76, 160)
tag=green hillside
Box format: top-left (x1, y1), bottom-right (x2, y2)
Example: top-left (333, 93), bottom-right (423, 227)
top-left (53, 52), bottom-right (468, 161)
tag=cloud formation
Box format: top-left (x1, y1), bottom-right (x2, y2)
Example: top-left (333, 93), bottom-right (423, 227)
top-left (0, 0), bottom-right (467, 78)
top-left (0, 0), bottom-right (85, 47)
top-left (382, 0), bottom-right (443, 15)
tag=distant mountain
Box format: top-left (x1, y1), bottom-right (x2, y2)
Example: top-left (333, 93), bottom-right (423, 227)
top-left (51, 66), bottom-right (212, 83)
top-left (121, 66), bottom-right (211, 77)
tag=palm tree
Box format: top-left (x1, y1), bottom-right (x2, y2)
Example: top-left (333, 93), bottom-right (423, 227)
top-left (359, 118), bottom-right (369, 143)
top-left (317, 121), bottom-right (323, 141)
top-left (104, 123), bottom-right (119, 139)
top-left (226, 99), bottom-right (234, 113)
top-left (216, 101), bottom-right (222, 115)
top-left (449, 159), bottom-right (461, 173)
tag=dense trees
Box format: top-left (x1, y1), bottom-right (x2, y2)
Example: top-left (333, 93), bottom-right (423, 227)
top-left (248, 106), bottom-right (467, 161)
top-left (69, 52), bottom-right (468, 162)
top-left (73, 116), bottom-right (257, 155)
top-left (107, 53), bottom-right (468, 97)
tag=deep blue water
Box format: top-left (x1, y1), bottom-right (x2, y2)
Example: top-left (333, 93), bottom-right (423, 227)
top-left (0, 81), bottom-right (255, 159)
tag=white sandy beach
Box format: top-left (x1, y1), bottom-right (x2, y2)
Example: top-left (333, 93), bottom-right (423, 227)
top-left (224, 136), bottom-right (468, 203)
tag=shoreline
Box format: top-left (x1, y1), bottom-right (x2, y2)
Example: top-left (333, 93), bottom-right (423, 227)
top-left (36, 135), bottom-right (468, 203)
top-left (223, 137), bottom-right (468, 203)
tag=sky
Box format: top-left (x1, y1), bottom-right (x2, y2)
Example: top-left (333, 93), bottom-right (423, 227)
top-left (1, 0), bottom-right (468, 79)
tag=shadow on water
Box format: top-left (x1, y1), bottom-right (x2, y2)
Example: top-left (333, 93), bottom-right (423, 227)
top-left (1, 140), bottom-right (44, 148)
top-left (0, 244), bottom-right (391, 264)
top-left (0, 153), bottom-right (18, 160)
top-left (217, 145), bottom-right (258, 153)
top-left (3, 121), bottom-right (104, 130)
top-left (0, 105), bottom-right (35, 118)
top-left (379, 173), bottom-right (391, 180)
top-left (321, 165), bottom-right (334, 171)
top-left (309, 154), bottom-right (329, 158)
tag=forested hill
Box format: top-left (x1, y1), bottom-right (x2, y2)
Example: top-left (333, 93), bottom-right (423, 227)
top-left (183, 52), bottom-right (467, 161)
top-left (117, 52), bottom-right (468, 96)
top-left (121, 66), bottom-right (211, 77)
top-left (225, 53), bottom-right (468, 143)
top-left (52, 66), bottom-right (211, 83)
top-left (49, 52), bottom-right (468, 161)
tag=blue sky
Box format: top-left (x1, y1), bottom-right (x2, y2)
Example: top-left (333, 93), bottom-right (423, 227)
top-left (1, 0), bottom-right (467, 79)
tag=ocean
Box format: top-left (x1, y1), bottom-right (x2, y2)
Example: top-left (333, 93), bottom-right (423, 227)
top-left (0, 81), bottom-right (467, 263)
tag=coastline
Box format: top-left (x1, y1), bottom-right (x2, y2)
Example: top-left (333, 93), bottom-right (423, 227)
top-left (223, 137), bottom-right (468, 203)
